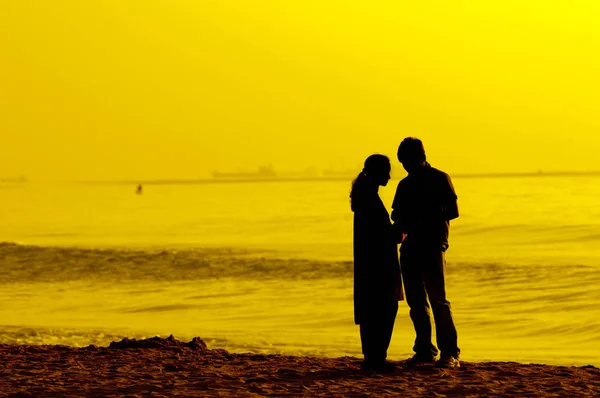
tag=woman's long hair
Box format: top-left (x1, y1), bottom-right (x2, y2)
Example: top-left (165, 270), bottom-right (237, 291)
top-left (350, 154), bottom-right (390, 212)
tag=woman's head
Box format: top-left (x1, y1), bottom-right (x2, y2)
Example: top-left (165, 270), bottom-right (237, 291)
top-left (362, 154), bottom-right (391, 186)
top-left (350, 154), bottom-right (391, 211)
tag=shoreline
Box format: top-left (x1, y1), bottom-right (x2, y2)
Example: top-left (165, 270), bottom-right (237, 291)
top-left (1, 336), bottom-right (598, 397)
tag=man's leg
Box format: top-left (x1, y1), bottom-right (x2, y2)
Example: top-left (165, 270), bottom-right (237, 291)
top-left (423, 250), bottom-right (460, 359)
top-left (400, 249), bottom-right (438, 359)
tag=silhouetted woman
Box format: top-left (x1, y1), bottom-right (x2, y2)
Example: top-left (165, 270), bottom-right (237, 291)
top-left (351, 154), bottom-right (403, 371)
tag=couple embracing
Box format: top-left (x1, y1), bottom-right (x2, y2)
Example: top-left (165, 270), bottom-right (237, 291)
top-left (351, 137), bottom-right (460, 372)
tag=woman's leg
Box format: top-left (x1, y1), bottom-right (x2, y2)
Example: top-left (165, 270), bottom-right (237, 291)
top-left (379, 300), bottom-right (399, 358)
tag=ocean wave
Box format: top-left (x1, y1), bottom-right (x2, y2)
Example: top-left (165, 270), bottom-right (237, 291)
top-left (2, 242), bottom-right (598, 284)
top-left (0, 325), bottom-right (146, 347)
top-left (0, 324), bottom-right (296, 355)
top-left (454, 223), bottom-right (600, 242)
top-left (0, 242), bottom-right (353, 283)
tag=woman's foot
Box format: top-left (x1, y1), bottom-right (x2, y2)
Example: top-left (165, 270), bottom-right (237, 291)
top-left (361, 360), bottom-right (397, 373)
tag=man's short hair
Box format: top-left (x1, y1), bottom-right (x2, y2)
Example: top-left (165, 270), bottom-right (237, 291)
top-left (397, 137), bottom-right (426, 163)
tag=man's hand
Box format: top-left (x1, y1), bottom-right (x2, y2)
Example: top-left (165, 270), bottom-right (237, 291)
top-left (400, 233), bottom-right (408, 244)
top-left (393, 223), bottom-right (408, 244)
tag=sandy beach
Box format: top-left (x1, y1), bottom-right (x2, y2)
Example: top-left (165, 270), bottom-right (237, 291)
top-left (0, 336), bottom-right (598, 397)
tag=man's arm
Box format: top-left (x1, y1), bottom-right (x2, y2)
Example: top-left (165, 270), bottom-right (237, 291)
top-left (391, 181), bottom-right (410, 242)
top-left (441, 200), bottom-right (459, 221)
top-left (439, 173), bottom-right (459, 221)
top-left (390, 181), bottom-right (402, 224)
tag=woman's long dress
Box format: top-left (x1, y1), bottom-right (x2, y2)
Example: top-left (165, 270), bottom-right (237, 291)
top-left (353, 192), bottom-right (403, 325)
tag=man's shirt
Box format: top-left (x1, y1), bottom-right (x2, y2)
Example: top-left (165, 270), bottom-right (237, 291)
top-left (391, 163), bottom-right (458, 251)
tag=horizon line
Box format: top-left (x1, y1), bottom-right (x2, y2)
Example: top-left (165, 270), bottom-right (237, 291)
top-left (71, 170), bottom-right (600, 185)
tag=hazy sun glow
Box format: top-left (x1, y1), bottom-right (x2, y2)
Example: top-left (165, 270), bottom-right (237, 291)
top-left (2, 0), bottom-right (600, 180)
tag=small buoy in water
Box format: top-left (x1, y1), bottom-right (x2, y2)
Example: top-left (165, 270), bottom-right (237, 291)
top-left (136, 184), bottom-right (143, 195)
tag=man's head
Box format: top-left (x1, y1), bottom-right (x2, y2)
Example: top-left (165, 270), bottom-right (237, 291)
top-left (397, 137), bottom-right (426, 173)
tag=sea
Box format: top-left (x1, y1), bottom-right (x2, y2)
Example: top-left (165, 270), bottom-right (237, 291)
top-left (1, 175), bottom-right (599, 366)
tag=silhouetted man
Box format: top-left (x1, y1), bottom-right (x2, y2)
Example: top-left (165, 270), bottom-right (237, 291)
top-left (391, 137), bottom-right (460, 368)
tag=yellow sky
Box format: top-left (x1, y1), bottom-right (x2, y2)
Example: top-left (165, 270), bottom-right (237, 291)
top-left (1, 0), bottom-right (600, 180)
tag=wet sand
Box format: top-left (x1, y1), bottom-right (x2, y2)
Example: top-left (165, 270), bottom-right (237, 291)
top-left (1, 336), bottom-right (598, 397)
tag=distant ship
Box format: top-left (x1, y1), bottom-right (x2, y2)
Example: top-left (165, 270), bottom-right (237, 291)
top-left (0, 176), bottom-right (27, 183)
top-left (321, 169), bottom-right (357, 177)
top-left (211, 165), bottom-right (277, 179)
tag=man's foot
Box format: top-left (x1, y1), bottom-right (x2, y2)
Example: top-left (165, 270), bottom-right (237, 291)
top-left (403, 354), bottom-right (437, 368)
top-left (436, 356), bottom-right (460, 368)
